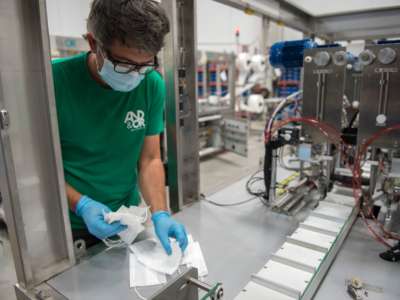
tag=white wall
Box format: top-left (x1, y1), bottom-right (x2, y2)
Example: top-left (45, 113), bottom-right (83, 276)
top-left (196, 0), bottom-right (303, 54)
top-left (46, 0), bottom-right (91, 37)
top-left (196, 0), bottom-right (263, 53)
top-left (46, 0), bottom-right (304, 53)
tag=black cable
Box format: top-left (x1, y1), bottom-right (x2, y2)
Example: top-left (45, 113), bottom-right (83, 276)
top-left (246, 170), bottom-right (266, 198)
top-left (200, 170), bottom-right (270, 207)
top-left (347, 111), bottom-right (359, 129)
top-left (200, 193), bottom-right (259, 207)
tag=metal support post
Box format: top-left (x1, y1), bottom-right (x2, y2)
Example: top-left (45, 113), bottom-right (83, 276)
top-left (162, 0), bottom-right (200, 212)
top-left (261, 17), bottom-right (270, 56)
top-left (228, 53), bottom-right (237, 116)
top-left (0, 0), bottom-right (75, 297)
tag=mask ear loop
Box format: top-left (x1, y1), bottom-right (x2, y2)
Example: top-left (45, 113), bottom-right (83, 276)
top-left (141, 206), bottom-right (150, 223)
top-left (133, 286), bottom-right (148, 300)
top-left (103, 206), bottom-right (150, 250)
top-left (102, 237), bottom-right (126, 250)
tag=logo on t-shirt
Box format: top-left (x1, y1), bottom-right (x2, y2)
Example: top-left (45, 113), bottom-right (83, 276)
top-left (124, 110), bottom-right (146, 131)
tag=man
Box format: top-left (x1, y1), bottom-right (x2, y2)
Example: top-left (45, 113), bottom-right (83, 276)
top-left (52, 0), bottom-right (188, 255)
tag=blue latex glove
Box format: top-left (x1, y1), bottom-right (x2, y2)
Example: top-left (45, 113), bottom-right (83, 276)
top-left (75, 195), bottom-right (127, 240)
top-left (152, 211), bottom-right (188, 255)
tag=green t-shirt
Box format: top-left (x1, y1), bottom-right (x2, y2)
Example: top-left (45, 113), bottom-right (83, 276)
top-left (52, 52), bottom-right (165, 229)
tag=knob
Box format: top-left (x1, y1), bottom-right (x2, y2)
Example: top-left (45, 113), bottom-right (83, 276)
top-left (378, 47), bottom-right (396, 65)
top-left (314, 51), bottom-right (330, 67)
top-left (333, 51), bottom-right (347, 66)
top-left (359, 49), bottom-right (375, 66)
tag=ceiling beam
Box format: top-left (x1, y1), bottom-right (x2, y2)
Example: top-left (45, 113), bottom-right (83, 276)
top-left (212, 0), bottom-right (313, 35)
top-left (313, 7), bottom-right (400, 41)
top-left (212, 1), bottom-right (400, 42)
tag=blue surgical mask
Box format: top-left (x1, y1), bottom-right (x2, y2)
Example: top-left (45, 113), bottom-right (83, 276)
top-left (98, 58), bottom-right (145, 92)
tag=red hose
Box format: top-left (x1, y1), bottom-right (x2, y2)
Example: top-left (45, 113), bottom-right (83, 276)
top-left (265, 117), bottom-right (400, 247)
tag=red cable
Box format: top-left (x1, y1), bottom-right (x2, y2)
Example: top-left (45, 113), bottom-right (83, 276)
top-left (352, 125), bottom-right (400, 243)
top-left (265, 117), bottom-right (399, 247)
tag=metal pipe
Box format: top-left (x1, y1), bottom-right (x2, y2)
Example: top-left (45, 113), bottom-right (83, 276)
top-left (369, 147), bottom-right (379, 201)
top-left (269, 149), bottom-right (278, 203)
top-left (187, 277), bottom-right (213, 292)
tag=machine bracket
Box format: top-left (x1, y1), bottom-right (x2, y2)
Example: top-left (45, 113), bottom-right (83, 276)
top-left (0, 109), bottom-right (9, 130)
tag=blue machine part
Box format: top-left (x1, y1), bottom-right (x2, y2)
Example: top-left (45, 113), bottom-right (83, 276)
top-left (280, 67), bottom-right (301, 81)
top-left (344, 51), bottom-right (356, 65)
top-left (269, 39), bottom-right (317, 69)
top-left (352, 57), bottom-right (363, 72)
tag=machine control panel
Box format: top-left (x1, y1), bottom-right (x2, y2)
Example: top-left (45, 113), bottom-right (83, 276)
top-left (302, 47), bottom-right (348, 141)
top-left (358, 43), bottom-right (400, 148)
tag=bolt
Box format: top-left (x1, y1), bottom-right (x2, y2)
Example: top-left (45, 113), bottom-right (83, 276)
top-left (304, 56), bottom-right (312, 63)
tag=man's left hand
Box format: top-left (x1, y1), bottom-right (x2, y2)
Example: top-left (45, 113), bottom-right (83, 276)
top-left (151, 211), bottom-right (188, 255)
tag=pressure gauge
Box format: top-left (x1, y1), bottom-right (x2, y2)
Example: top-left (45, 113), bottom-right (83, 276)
top-left (314, 51), bottom-right (330, 67)
top-left (359, 49), bottom-right (375, 66)
top-left (378, 47), bottom-right (397, 65)
top-left (333, 51), bottom-right (347, 66)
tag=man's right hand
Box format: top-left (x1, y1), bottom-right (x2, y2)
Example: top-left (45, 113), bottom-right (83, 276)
top-left (75, 195), bottom-right (127, 240)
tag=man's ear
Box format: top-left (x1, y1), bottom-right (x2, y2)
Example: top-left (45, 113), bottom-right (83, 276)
top-left (86, 33), bottom-right (97, 53)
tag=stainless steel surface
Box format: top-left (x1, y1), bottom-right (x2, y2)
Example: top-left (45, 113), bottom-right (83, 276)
top-left (48, 175), bottom-right (297, 300)
top-left (47, 174), bottom-right (400, 299)
top-left (162, 0), bottom-right (200, 211)
top-left (315, 219), bottom-right (400, 300)
top-left (0, 0), bottom-right (74, 291)
top-left (302, 47), bottom-right (347, 141)
top-left (358, 44), bottom-right (400, 148)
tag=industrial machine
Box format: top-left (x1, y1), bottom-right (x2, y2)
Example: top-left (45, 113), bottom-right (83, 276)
top-left (244, 39), bottom-right (400, 299)
top-left (235, 52), bottom-right (270, 116)
top-left (197, 51), bottom-right (249, 158)
top-left (265, 39), bottom-right (400, 236)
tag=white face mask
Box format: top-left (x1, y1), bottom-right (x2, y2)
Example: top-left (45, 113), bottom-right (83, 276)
top-left (129, 239), bottom-right (182, 275)
top-left (181, 239), bottom-right (208, 278)
top-left (98, 55), bottom-right (145, 92)
top-left (128, 235), bottom-right (209, 299)
top-left (103, 205), bottom-right (149, 247)
top-left (130, 252), bottom-right (167, 287)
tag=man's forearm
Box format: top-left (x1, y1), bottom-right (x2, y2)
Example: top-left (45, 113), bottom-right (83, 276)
top-left (66, 183), bottom-right (82, 212)
top-left (139, 158), bottom-right (168, 213)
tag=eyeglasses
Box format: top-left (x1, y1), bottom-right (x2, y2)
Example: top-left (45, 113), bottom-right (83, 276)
top-left (101, 48), bottom-right (158, 75)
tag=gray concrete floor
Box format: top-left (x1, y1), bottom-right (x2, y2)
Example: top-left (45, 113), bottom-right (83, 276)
top-left (0, 119), bottom-right (266, 300)
top-left (0, 223), bottom-right (17, 300)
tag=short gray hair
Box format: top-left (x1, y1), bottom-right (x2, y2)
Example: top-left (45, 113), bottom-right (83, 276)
top-left (87, 0), bottom-right (170, 54)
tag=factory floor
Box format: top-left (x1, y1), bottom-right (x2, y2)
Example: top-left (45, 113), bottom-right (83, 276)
top-left (0, 222), bottom-right (17, 300)
top-left (200, 120), bottom-right (265, 195)
top-left (0, 119), bottom-right (266, 300)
